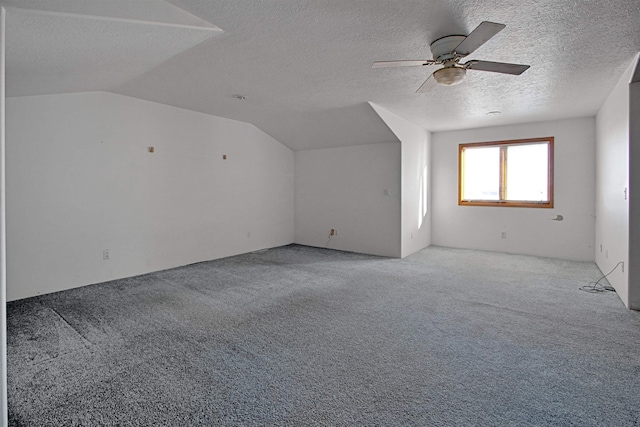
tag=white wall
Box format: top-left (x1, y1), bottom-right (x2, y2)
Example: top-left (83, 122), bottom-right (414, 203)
top-left (6, 92), bottom-right (294, 301)
top-left (432, 117), bottom-right (596, 261)
top-left (294, 143), bottom-right (401, 257)
top-left (628, 80), bottom-right (640, 309)
top-left (0, 8), bottom-right (8, 424)
top-left (595, 56), bottom-right (637, 307)
top-left (370, 104), bottom-right (431, 257)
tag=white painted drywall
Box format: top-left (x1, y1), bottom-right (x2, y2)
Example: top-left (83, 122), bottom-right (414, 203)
top-left (432, 117), bottom-right (596, 261)
top-left (0, 6), bottom-right (8, 425)
top-left (628, 80), bottom-right (640, 310)
top-left (370, 103), bottom-right (431, 257)
top-left (294, 143), bottom-right (401, 257)
top-left (6, 92), bottom-right (294, 301)
top-left (594, 56), bottom-right (637, 307)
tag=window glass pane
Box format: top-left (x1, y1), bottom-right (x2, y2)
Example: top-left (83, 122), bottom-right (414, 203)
top-left (462, 147), bottom-right (500, 200)
top-left (505, 143), bottom-right (548, 201)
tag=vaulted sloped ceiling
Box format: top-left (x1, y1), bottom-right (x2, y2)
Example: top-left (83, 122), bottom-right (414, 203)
top-left (4, 0), bottom-right (640, 150)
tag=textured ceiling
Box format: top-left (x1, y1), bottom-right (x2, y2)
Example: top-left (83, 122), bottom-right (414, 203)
top-left (4, 0), bottom-right (640, 150)
top-left (5, 0), bottom-right (220, 96)
top-left (2, 0), bottom-right (218, 29)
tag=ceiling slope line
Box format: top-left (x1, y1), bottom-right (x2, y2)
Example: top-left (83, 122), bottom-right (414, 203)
top-left (161, 0), bottom-right (224, 31)
top-left (630, 52), bottom-right (640, 83)
top-left (6, 7), bottom-right (223, 32)
top-left (369, 102), bottom-right (431, 137)
top-left (107, 34), bottom-right (220, 98)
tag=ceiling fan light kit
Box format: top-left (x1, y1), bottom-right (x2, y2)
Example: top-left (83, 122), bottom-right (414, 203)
top-left (373, 21), bottom-right (530, 92)
top-left (433, 67), bottom-right (466, 85)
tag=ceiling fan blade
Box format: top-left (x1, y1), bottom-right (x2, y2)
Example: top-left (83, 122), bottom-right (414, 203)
top-left (372, 60), bottom-right (438, 68)
top-left (416, 74), bottom-right (436, 93)
top-left (454, 21), bottom-right (505, 56)
top-left (465, 60), bottom-right (530, 75)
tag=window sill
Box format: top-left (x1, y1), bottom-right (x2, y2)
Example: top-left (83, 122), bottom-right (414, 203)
top-left (459, 201), bottom-right (554, 208)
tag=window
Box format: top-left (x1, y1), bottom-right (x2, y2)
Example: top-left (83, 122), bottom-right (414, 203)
top-left (458, 137), bottom-right (553, 208)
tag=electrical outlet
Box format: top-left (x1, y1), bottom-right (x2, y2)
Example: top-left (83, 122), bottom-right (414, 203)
top-left (103, 249), bottom-right (110, 260)
top-left (330, 228), bottom-right (336, 236)
top-left (501, 232), bottom-right (507, 239)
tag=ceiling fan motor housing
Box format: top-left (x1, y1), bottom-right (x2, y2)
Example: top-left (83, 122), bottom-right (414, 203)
top-left (430, 35), bottom-right (466, 61)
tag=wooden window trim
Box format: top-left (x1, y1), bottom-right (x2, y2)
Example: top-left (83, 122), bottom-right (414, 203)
top-left (458, 137), bottom-right (554, 208)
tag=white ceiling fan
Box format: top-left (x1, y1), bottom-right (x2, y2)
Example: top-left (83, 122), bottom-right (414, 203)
top-left (373, 21), bottom-right (530, 92)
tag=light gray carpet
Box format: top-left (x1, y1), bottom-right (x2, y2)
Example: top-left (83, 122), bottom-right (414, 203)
top-left (7, 244), bottom-right (640, 426)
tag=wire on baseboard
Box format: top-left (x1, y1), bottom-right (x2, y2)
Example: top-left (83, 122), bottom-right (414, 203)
top-left (579, 261), bottom-right (623, 293)
top-left (325, 235), bottom-right (333, 247)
